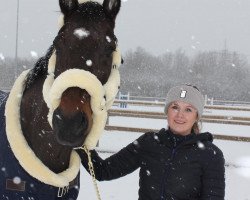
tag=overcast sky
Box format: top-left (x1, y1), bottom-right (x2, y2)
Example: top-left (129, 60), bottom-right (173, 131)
top-left (0, 0), bottom-right (250, 61)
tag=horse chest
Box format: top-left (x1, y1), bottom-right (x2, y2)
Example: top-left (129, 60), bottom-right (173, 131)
top-left (0, 93), bottom-right (80, 199)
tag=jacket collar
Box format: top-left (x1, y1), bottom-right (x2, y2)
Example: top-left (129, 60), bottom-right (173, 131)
top-left (157, 128), bottom-right (213, 148)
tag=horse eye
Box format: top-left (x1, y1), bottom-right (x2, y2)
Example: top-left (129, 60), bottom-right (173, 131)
top-left (105, 46), bottom-right (115, 55)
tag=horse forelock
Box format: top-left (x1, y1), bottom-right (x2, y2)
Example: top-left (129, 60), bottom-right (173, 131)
top-left (58, 0), bottom-right (109, 29)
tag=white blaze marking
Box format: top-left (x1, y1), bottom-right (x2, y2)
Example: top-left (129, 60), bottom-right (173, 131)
top-left (74, 28), bottom-right (90, 39)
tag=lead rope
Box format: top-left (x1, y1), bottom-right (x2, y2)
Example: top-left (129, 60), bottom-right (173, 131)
top-left (81, 146), bottom-right (102, 200)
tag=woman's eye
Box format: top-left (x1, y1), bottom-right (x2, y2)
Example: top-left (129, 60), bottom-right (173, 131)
top-left (172, 105), bottom-right (178, 110)
top-left (186, 108), bottom-right (193, 112)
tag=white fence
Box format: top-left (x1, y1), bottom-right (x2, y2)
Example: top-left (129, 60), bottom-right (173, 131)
top-left (120, 94), bottom-right (250, 107)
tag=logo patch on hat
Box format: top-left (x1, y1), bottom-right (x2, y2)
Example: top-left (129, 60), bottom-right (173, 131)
top-left (180, 90), bottom-right (187, 98)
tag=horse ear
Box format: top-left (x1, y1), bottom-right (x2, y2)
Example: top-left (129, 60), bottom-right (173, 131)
top-left (103, 0), bottom-right (121, 21)
top-left (59, 0), bottom-right (79, 15)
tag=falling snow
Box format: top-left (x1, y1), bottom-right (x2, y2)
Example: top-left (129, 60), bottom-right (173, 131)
top-left (30, 51), bottom-right (38, 58)
top-left (86, 60), bottom-right (92, 66)
top-left (56, 115), bottom-right (62, 120)
top-left (197, 141), bottom-right (205, 149)
top-left (0, 53), bottom-right (5, 61)
top-left (106, 36), bottom-right (112, 43)
top-left (13, 176), bottom-right (21, 184)
top-left (154, 135), bottom-right (159, 141)
top-left (146, 170), bottom-right (151, 176)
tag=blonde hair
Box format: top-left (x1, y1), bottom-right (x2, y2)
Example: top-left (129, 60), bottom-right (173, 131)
top-left (192, 120), bottom-right (202, 134)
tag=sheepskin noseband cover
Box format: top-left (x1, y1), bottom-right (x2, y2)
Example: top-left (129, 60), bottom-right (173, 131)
top-left (43, 47), bottom-right (121, 150)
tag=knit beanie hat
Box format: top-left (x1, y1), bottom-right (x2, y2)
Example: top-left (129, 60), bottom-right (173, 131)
top-left (164, 84), bottom-right (205, 118)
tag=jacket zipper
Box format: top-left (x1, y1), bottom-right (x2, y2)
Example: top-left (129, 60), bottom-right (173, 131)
top-left (160, 148), bottom-right (177, 199)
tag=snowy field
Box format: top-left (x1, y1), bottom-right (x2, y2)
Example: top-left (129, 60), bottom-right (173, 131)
top-left (77, 104), bottom-right (250, 200)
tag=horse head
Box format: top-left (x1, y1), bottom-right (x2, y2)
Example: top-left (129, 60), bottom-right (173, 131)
top-left (44, 0), bottom-right (122, 148)
top-left (5, 0), bottom-right (122, 175)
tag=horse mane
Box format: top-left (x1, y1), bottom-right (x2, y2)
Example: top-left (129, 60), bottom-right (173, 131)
top-left (25, 45), bottom-right (54, 89)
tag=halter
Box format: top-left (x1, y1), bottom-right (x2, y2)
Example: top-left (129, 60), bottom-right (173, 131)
top-left (42, 46), bottom-right (121, 150)
top-left (44, 0), bottom-right (122, 150)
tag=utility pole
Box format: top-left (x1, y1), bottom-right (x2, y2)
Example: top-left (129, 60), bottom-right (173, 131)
top-left (15, 0), bottom-right (20, 79)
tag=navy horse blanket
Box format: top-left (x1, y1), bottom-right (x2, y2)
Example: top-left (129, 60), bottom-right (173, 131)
top-left (0, 90), bottom-right (79, 200)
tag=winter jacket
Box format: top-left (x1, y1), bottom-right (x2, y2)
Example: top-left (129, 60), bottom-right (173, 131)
top-left (0, 91), bottom-right (80, 200)
top-left (77, 128), bottom-right (225, 200)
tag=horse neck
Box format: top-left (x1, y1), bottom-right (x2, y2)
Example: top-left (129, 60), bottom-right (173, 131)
top-left (20, 76), bottom-right (72, 173)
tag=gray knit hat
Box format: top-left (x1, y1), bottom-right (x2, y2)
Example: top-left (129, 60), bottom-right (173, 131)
top-left (164, 84), bottom-right (205, 118)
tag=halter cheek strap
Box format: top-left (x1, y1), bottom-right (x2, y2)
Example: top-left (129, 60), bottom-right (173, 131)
top-left (43, 50), bottom-right (56, 108)
top-left (104, 47), bottom-right (121, 109)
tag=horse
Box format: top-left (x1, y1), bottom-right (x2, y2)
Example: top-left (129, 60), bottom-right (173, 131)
top-left (0, 0), bottom-right (122, 199)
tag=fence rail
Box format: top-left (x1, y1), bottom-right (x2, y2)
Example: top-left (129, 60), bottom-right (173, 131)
top-left (108, 109), bottom-right (250, 126)
top-left (105, 125), bottom-right (250, 142)
top-left (128, 95), bottom-right (250, 107)
top-left (113, 100), bottom-right (250, 111)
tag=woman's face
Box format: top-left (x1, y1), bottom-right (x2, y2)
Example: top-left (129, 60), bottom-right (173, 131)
top-left (167, 101), bottom-right (198, 136)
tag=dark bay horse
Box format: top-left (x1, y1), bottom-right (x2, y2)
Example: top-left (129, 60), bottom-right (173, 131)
top-left (0, 0), bottom-right (122, 199)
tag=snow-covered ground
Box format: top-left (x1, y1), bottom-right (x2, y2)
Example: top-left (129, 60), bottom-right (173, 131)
top-left (77, 104), bottom-right (250, 199)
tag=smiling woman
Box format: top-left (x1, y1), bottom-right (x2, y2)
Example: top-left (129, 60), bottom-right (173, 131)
top-left (77, 84), bottom-right (225, 200)
top-left (164, 84), bottom-right (205, 135)
top-left (166, 101), bottom-right (198, 136)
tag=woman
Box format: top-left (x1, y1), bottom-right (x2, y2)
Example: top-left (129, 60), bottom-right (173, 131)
top-left (77, 84), bottom-right (225, 200)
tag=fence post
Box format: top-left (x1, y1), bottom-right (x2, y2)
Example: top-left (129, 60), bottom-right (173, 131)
top-left (119, 92), bottom-right (129, 108)
top-left (211, 97), bottom-right (214, 105)
top-left (204, 95), bottom-right (208, 105)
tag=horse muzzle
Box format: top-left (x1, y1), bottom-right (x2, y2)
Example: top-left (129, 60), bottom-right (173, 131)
top-left (52, 107), bottom-right (89, 147)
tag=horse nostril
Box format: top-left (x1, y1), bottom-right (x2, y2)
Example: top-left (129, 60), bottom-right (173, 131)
top-left (53, 109), bottom-right (64, 127)
top-left (75, 112), bottom-right (88, 135)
